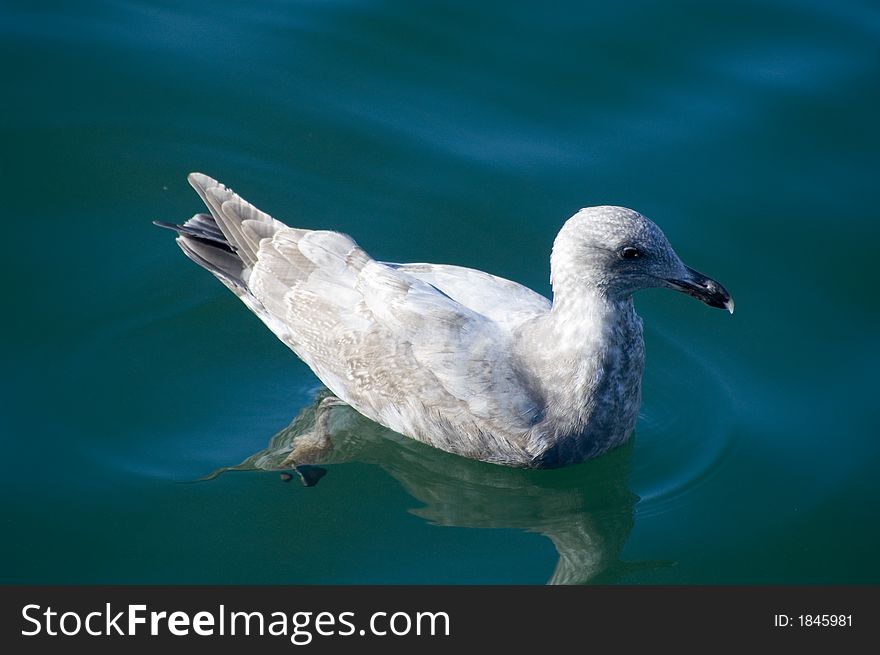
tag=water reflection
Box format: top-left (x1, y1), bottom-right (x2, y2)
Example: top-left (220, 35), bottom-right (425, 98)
top-left (209, 392), bottom-right (650, 584)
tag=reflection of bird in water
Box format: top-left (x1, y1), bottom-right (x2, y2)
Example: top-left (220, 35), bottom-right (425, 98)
top-left (157, 174), bottom-right (732, 468)
top-left (207, 392), bottom-right (662, 584)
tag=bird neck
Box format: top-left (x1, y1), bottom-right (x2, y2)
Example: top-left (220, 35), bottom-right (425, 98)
top-left (545, 286), bottom-right (640, 357)
top-left (518, 284), bottom-right (644, 465)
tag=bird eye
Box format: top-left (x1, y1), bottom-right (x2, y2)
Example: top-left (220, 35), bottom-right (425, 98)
top-left (620, 247), bottom-right (642, 260)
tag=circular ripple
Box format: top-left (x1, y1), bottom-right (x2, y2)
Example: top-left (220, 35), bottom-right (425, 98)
top-left (630, 326), bottom-right (738, 517)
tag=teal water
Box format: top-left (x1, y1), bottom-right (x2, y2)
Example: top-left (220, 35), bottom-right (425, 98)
top-left (2, 0), bottom-right (878, 584)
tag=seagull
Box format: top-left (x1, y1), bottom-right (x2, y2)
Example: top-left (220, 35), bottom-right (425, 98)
top-left (156, 173), bottom-right (733, 468)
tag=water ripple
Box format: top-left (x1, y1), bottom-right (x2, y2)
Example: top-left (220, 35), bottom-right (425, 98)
top-left (630, 326), bottom-right (739, 517)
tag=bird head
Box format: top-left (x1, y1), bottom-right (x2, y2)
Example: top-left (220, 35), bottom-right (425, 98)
top-left (551, 206), bottom-right (734, 313)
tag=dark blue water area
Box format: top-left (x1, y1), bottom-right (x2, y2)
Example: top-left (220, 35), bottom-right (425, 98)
top-left (1, 0), bottom-right (879, 583)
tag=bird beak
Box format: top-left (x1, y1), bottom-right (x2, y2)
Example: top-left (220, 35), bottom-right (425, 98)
top-left (666, 266), bottom-right (734, 314)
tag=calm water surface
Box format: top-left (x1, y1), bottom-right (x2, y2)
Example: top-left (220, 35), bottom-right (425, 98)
top-left (2, 0), bottom-right (878, 583)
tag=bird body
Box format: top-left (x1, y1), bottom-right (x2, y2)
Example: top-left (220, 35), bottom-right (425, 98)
top-left (157, 173), bottom-right (731, 468)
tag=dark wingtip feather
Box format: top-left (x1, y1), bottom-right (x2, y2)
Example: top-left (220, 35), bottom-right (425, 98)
top-left (153, 220), bottom-right (181, 231)
top-left (176, 236), bottom-right (245, 289)
top-left (154, 216), bottom-right (234, 252)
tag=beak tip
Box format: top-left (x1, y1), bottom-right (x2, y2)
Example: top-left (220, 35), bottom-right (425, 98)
top-left (667, 268), bottom-right (733, 315)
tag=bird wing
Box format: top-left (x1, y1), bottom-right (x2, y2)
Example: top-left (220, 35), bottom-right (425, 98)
top-left (177, 174), bottom-right (543, 444)
top-left (263, 233), bottom-right (544, 435)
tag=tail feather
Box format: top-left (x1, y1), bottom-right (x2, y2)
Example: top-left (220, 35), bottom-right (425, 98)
top-left (155, 172), bottom-right (290, 292)
top-left (157, 173), bottom-right (310, 348)
top-left (186, 173), bottom-right (251, 265)
top-left (187, 172), bottom-right (284, 269)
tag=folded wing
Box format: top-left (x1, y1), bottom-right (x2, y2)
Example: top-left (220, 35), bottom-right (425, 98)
top-left (160, 174), bottom-right (544, 463)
